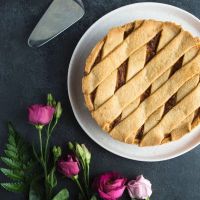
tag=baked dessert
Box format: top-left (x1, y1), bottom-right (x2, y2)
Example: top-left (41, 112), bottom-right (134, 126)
top-left (82, 19), bottom-right (200, 146)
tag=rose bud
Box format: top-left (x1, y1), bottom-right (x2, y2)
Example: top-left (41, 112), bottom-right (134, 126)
top-left (81, 144), bottom-right (91, 165)
top-left (93, 172), bottom-right (126, 200)
top-left (53, 146), bottom-right (62, 162)
top-left (28, 104), bottom-right (55, 125)
top-left (58, 155), bottom-right (80, 178)
top-left (55, 102), bottom-right (62, 119)
top-left (127, 175), bottom-right (152, 200)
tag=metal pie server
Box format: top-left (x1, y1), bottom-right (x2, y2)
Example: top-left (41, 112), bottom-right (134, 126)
top-left (28, 0), bottom-right (85, 48)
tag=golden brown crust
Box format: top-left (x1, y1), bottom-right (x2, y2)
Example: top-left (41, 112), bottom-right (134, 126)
top-left (140, 83), bottom-right (200, 146)
top-left (82, 19), bottom-right (200, 146)
top-left (82, 20), bottom-right (163, 94)
top-left (84, 39), bottom-right (105, 74)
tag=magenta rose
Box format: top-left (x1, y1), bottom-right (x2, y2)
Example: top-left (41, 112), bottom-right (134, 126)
top-left (127, 175), bottom-right (152, 199)
top-left (58, 155), bottom-right (80, 177)
top-left (93, 172), bottom-right (127, 200)
top-left (28, 104), bottom-right (55, 125)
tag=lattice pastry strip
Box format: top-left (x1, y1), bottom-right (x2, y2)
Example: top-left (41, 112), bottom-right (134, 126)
top-left (94, 26), bottom-right (125, 109)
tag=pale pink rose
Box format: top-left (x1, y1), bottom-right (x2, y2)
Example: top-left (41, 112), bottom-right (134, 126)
top-left (127, 175), bottom-right (152, 199)
top-left (28, 104), bottom-right (55, 125)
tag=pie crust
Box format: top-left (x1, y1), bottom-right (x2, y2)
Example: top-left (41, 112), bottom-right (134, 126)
top-left (82, 19), bottom-right (200, 146)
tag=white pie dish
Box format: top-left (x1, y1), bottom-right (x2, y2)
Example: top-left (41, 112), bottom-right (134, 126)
top-left (67, 2), bottom-right (200, 161)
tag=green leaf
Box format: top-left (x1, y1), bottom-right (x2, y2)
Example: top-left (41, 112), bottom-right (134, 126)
top-left (0, 168), bottom-right (23, 181)
top-left (6, 144), bottom-right (17, 153)
top-left (0, 123), bottom-right (36, 194)
top-left (47, 168), bottom-right (57, 189)
top-left (1, 157), bottom-right (21, 169)
top-left (8, 135), bottom-right (16, 147)
top-left (1, 182), bottom-right (25, 192)
top-left (52, 189), bottom-right (69, 200)
top-left (4, 149), bottom-right (18, 160)
top-left (18, 140), bottom-right (26, 152)
top-left (29, 177), bottom-right (45, 200)
top-left (8, 125), bottom-right (16, 141)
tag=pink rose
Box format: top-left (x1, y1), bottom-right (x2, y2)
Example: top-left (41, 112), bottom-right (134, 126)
top-left (127, 175), bottom-right (152, 199)
top-left (58, 155), bottom-right (80, 177)
top-left (93, 172), bottom-right (126, 200)
top-left (28, 104), bottom-right (55, 125)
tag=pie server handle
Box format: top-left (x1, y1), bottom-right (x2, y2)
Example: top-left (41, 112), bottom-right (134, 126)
top-left (28, 0), bottom-right (85, 48)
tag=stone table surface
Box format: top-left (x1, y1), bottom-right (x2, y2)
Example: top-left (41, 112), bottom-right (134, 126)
top-left (0, 0), bottom-right (200, 199)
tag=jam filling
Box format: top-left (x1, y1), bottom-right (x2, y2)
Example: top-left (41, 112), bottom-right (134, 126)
top-left (169, 56), bottom-right (184, 77)
top-left (110, 114), bottom-right (122, 130)
top-left (93, 45), bottom-right (104, 67)
top-left (163, 56), bottom-right (184, 115)
top-left (145, 32), bottom-right (161, 64)
top-left (135, 125), bottom-right (144, 140)
top-left (115, 60), bottom-right (128, 91)
top-left (163, 94), bottom-right (177, 115)
top-left (192, 108), bottom-right (200, 123)
top-left (165, 133), bottom-right (171, 138)
top-left (90, 88), bottom-right (97, 104)
top-left (124, 23), bottom-right (135, 39)
top-left (162, 133), bottom-right (171, 142)
top-left (140, 86), bottom-right (151, 103)
top-left (88, 41), bottom-right (106, 103)
top-left (87, 39), bottom-right (106, 75)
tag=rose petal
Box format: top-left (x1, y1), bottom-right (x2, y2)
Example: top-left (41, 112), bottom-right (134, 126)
top-left (58, 156), bottom-right (80, 177)
top-left (94, 172), bottom-right (126, 200)
top-left (136, 175), bottom-right (152, 187)
top-left (104, 178), bottom-right (126, 192)
top-left (127, 175), bottom-right (152, 199)
top-left (106, 185), bottom-right (126, 199)
top-left (98, 189), bottom-right (116, 200)
top-left (28, 104), bottom-right (55, 125)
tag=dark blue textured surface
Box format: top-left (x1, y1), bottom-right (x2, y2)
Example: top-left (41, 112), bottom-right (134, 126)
top-left (0, 0), bottom-right (200, 199)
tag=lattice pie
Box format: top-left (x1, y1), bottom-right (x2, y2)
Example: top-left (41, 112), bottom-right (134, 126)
top-left (82, 20), bottom-right (200, 146)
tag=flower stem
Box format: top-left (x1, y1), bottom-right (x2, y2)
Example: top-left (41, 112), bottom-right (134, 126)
top-left (44, 120), bottom-right (57, 163)
top-left (32, 145), bottom-right (40, 162)
top-left (44, 133), bottom-right (50, 162)
top-left (38, 128), bottom-right (44, 162)
top-left (44, 122), bottom-right (51, 162)
top-left (79, 158), bottom-right (89, 198)
top-left (38, 128), bottom-right (49, 200)
top-left (50, 120), bottom-right (58, 133)
top-left (87, 165), bottom-right (90, 186)
top-left (84, 167), bottom-right (89, 195)
top-left (72, 176), bottom-right (87, 200)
